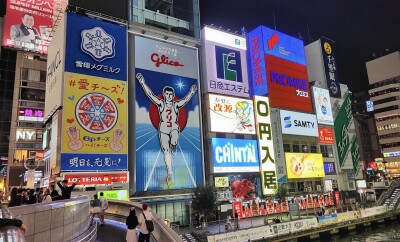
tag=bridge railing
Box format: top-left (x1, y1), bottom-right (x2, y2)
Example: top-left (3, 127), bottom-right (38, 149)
top-left (104, 200), bottom-right (183, 242)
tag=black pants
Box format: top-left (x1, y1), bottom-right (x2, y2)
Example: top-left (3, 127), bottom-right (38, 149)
top-left (139, 232), bottom-right (150, 242)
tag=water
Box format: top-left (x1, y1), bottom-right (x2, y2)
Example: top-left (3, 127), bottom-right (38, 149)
top-left (326, 221), bottom-right (400, 242)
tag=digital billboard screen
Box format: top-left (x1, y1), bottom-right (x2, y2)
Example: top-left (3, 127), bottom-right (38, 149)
top-left (2, 0), bottom-right (55, 54)
top-left (201, 27), bottom-right (250, 97)
top-left (212, 138), bottom-right (259, 173)
top-left (280, 110), bottom-right (318, 137)
top-left (285, 153), bottom-right (325, 179)
top-left (208, 94), bottom-right (256, 134)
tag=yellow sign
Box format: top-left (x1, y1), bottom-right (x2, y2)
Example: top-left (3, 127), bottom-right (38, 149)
top-left (285, 153), bottom-right (325, 179)
top-left (323, 42), bottom-right (332, 54)
top-left (62, 72), bottom-right (127, 154)
top-left (98, 190), bottom-right (129, 201)
top-left (215, 177), bottom-right (229, 188)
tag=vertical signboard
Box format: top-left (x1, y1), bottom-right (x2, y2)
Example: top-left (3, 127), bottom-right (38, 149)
top-left (351, 137), bottom-right (361, 174)
top-left (270, 108), bottom-right (286, 183)
top-left (253, 96), bottom-right (277, 195)
top-left (2, 0), bottom-right (55, 54)
top-left (60, 12), bottom-right (128, 171)
top-left (320, 37), bottom-right (341, 97)
top-left (202, 27), bottom-right (250, 97)
top-left (45, 12), bottom-right (66, 119)
top-left (334, 94), bottom-right (352, 167)
top-left (313, 87), bottom-right (333, 125)
top-left (134, 36), bottom-right (202, 191)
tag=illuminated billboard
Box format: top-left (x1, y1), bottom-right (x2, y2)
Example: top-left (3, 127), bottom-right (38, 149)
top-left (19, 108), bottom-right (44, 122)
top-left (320, 38), bottom-right (341, 97)
top-left (248, 26), bottom-right (312, 112)
top-left (334, 94), bottom-right (352, 167)
top-left (313, 87), bottom-right (333, 125)
top-left (97, 190), bottom-right (129, 201)
top-left (366, 101), bottom-right (374, 112)
top-left (318, 128), bottom-right (334, 144)
top-left (201, 27), bottom-right (250, 97)
top-left (2, 0), bottom-right (55, 54)
top-left (208, 94), bottom-right (256, 134)
top-left (253, 96), bottom-right (277, 195)
top-left (285, 153), bottom-right (325, 179)
top-left (64, 172), bottom-right (128, 186)
top-left (211, 138), bottom-right (259, 173)
top-left (134, 35), bottom-right (203, 191)
top-left (280, 110), bottom-right (318, 137)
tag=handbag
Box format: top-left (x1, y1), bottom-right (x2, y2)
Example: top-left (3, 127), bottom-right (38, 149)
top-left (142, 212), bottom-right (154, 233)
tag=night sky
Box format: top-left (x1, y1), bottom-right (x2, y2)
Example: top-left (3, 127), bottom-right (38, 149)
top-left (199, 0), bottom-right (400, 93)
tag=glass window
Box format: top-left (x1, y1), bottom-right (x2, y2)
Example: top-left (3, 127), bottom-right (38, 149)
top-left (21, 68), bottom-right (29, 80)
top-left (283, 144), bottom-right (291, 152)
top-left (310, 145), bottom-right (318, 153)
top-left (320, 145), bottom-right (334, 158)
top-left (292, 144), bottom-right (300, 152)
top-left (302, 145), bottom-right (309, 153)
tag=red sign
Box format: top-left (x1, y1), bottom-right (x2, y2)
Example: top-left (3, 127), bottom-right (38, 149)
top-left (2, 0), bottom-right (55, 54)
top-left (232, 201), bottom-right (243, 218)
top-left (265, 55), bottom-right (312, 113)
top-left (334, 191), bottom-right (340, 206)
top-left (318, 128), bottom-right (334, 144)
top-left (64, 173), bottom-right (128, 186)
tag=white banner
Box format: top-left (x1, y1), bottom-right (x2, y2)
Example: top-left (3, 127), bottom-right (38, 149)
top-left (271, 108), bottom-right (286, 183)
top-left (280, 110), bottom-right (318, 137)
top-left (313, 87), bottom-right (333, 125)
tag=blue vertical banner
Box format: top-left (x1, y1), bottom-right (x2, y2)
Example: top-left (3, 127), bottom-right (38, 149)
top-left (134, 35), bottom-right (203, 191)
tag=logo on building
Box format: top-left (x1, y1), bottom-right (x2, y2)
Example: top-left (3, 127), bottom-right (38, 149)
top-left (268, 33), bottom-right (278, 50)
top-left (323, 42), bottom-right (332, 54)
top-left (81, 27), bottom-right (116, 62)
top-left (215, 45), bottom-right (242, 82)
top-left (284, 116), bottom-right (292, 128)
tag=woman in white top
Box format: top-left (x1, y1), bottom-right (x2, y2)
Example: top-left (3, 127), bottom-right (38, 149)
top-left (42, 189), bottom-right (52, 203)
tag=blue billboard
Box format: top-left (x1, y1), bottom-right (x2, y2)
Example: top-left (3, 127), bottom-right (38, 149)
top-left (212, 138), bottom-right (260, 173)
top-left (65, 12), bottom-right (127, 81)
top-left (134, 36), bottom-right (202, 191)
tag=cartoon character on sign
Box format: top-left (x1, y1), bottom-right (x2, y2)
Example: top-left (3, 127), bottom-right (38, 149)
top-left (136, 73), bottom-right (197, 187)
top-left (289, 155), bottom-right (305, 177)
top-left (67, 126), bottom-right (83, 150)
top-left (110, 129), bottom-right (124, 151)
top-left (234, 101), bottom-right (254, 132)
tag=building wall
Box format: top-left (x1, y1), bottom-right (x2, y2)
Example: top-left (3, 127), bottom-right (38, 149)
top-left (366, 52), bottom-right (400, 84)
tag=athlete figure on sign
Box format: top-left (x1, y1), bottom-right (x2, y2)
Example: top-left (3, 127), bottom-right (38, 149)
top-left (136, 73), bottom-right (197, 188)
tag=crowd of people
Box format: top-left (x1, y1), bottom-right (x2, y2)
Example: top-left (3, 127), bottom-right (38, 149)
top-left (7, 180), bottom-right (76, 207)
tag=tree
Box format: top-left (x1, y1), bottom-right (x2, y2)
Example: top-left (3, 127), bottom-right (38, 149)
top-left (192, 184), bottom-right (218, 222)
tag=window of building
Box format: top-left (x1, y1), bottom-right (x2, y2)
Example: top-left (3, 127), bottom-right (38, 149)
top-left (292, 144), bottom-right (300, 152)
top-left (320, 145), bottom-right (334, 158)
top-left (302, 145), bottom-right (309, 153)
top-left (310, 145), bottom-right (318, 153)
top-left (283, 144), bottom-right (291, 152)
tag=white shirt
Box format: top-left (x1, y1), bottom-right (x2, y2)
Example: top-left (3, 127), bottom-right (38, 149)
top-left (138, 210), bottom-right (153, 234)
top-left (100, 196), bottom-right (108, 210)
top-left (42, 195), bottom-right (52, 203)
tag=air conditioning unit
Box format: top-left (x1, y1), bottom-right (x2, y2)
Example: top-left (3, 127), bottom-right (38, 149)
top-left (316, 185), bottom-right (322, 191)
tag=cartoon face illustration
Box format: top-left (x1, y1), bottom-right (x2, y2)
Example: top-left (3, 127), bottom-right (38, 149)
top-left (290, 156), bottom-right (304, 176)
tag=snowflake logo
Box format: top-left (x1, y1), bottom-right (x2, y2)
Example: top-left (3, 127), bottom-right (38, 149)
top-left (80, 27), bottom-right (115, 62)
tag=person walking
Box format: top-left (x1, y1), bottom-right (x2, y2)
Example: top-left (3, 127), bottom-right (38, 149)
top-left (90, 194), bottom-right (102, 224)
top-left (138, 204), bottom-right (153, 242)
top-left (42, 189), bottom-right (52, 203)
top-left (126, 207), bottom-right (139, 242)
top-left (226, 215), bottom-right (233, 231)
top-left (57, 180), bottom-right (76, 200)
top-left (99, 192), bottom-right (108, 226)
top-left (35, 188), bottom-right (43, 203)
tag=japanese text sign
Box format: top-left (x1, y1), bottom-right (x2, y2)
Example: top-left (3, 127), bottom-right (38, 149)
top-left (334, 94), bottom-right (353, 167)
top-left (318, 128), bottom-right (334, 144)
top-left (320, 38), bottom-right (341, 97)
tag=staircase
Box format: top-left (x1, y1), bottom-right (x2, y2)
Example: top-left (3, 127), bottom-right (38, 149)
top-left (180, 233), bottom-right (198, 242)
top-left (378, 180), bottom-right (400, 209)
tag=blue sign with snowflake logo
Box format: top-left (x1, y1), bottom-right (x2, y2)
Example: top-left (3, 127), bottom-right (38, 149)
top-left (65, 12), bottom-right (127, 81)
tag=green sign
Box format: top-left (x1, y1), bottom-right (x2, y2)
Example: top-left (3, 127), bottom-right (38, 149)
top-left (97, 190), bottom-right (129, 201)
top-left (334, 94), bottom-right (352, 167)
top-left (351, 137), bottom-right (361, 174)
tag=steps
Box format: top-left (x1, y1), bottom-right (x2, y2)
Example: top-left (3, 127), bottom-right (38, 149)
top-left (180, 233), bottom-right (198, 242)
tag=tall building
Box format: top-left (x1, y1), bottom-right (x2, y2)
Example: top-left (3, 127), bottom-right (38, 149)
top-left (367, 51), bottom-right (400, 179)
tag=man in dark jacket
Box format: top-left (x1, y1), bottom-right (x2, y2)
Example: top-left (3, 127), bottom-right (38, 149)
top-left (0, 218), bottom-right (27, 232)
top-left (57, 180), bottom-right (76, 200)
top-left (8, 189), bottom-right (27, 207)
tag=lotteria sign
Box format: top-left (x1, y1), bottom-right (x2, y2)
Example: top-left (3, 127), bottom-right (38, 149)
top-left (248, 26), bottom-right (312, 112)
top-left (280, 110), bottom-right (318, 137)
top-left (64, 172), bottom-right (128, 186)
top-left (212, 138), bottom-right (260, 173)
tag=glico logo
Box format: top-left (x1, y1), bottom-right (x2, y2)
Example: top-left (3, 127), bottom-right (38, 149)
top-left (284, 116), bottom-right (292, 128)
top-left (215, 45), bottom-right (242, 82)
top-left (324, 42), bottom-right (332, 54)
top-left (151, 53), bottom-right (184, 68)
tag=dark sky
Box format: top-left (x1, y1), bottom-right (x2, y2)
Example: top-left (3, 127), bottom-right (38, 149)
top-left (199, 0), bottom-right (400, 93)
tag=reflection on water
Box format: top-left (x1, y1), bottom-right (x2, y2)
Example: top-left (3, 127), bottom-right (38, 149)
top-left (323, 221), bottom-right (400, 242)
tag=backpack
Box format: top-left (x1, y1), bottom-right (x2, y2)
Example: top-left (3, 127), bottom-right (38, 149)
top-left (142, 212), bottom-right (154, 233)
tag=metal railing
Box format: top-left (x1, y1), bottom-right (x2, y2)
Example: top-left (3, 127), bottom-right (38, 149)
top-left (75, 222), bottom-right (97, 242)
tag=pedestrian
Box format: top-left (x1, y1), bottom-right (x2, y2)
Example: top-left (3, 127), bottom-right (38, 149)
top-left (90, 194), bottom-right (102, 224)
top-left (8, 188), bottom-right (27, 207)
top-left (42, 189), bottom-right (52, 203)
top-left (99, 192), bottom-right (108, 226)
top-left (51, 189), bottom-right (62, 201)
top-left (226, 215), bottom-right (233, 231)
top-left (126, 207), bottom-right (139, 242)
top-left (138, 203), bottom-right (153, 242)
top-left (234, 212), bottom-right (239, 230)
top-left (57, 179), bottom-right (76, 199)
top-left (8, 187), bottom-right (17, 202)
top-left (35, 188), bottom-right (43, 203)
top-left (0, 218), bottom-right (28, 233)
top-left (195, 212), bottom-right (200, 228)
top-left (27, 189), bottom-right (36, 204)
top-left (199, 212), bottom-right (205, 228)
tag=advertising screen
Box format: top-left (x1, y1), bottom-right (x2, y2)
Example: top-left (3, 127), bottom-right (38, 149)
top-left (2, 0), bottom-right (55, 54)
top-left (18, 108), bottom-right (44, 122)
top-left (134, 35), bottom-right (202, 191)
top-left (202, 27), bottom-right (250, 97)
top-left (285, 153), bottom-right (325, 179)
top-left (318, 128), bottom-right (334, 144)
top-left (65, 12), bottom-right (127, 81)
top-left (64, 172), bottom-right (128, 186)
top-left (60, 72), bottom-right (128, 171)
top-left (97, 190), bottom-right (129, 201)
top-left (313, 87), bottom-right (333, 125)
top-left (334, 94), bottom-right (352, 167)
top-left (212, 138), bottom-right (259, 173)
top-left (320, 38), bottom-right (341, 97)
top-left (208, 94), bottom-right (256, 134)
top-left (366, 101), bottom-right (374, 112)
top-left (280, 110), bottom-right (318, 137)
top-left (253, 96), bottom-right (277, 195)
